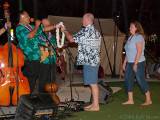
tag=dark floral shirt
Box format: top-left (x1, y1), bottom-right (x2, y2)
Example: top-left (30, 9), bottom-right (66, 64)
top-left (73, 24), bottom-right (101, 66)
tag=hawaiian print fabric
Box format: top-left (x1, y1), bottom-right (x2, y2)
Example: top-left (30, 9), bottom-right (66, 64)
top-left (73, 25), bottom-right (101, 66)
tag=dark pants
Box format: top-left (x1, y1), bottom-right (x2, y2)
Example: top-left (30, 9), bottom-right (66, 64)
top-left (23, 60), bottom-right (56, 93)
top-left (124, 61), bottom-right (149, 93)
top-left (23, 60), bottom-right (40, 93)
top-left (39, 63), bottom-right (56, 92)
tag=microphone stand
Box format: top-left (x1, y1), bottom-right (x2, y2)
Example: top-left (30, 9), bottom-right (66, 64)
top-left (44, 25), bottom-right (75, 102)
top-left (112, 12), bottom-right (120, 78)
top-left (43, 32), bottom-right (57, 86)
top-left (65, 46), bottom-right (85, 111)
top-left (44, 30), bottom-right (85, 110)
top-left (43, 33), bottom-right (57, 54)
top-left (65, 47), bottom-right (75, 102)
top-left (47, 35), bottom-right (75, 101)
top-left (44, 34), bottom-right (76, 102)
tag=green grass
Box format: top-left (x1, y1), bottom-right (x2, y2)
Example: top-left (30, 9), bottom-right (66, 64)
top-left (65, 82), bottom-right (160, 120)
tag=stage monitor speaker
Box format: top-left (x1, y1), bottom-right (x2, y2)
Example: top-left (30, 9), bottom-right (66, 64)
top-left (14, 93), bottom-right (57, 120)
top-left (91, 80), bottom-right (113, 104)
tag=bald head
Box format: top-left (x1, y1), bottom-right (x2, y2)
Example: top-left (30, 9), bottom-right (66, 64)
top-left (82, 13), bottom-right (94, 26)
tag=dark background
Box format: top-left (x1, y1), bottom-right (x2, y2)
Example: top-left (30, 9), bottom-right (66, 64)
top-left (20, 0), bottom-right (160, 34)
top-left (0, 0), bottom-right (160, 44)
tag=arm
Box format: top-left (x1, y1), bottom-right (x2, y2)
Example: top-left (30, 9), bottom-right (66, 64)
top-left (28, 20), bottom-right (41, 39)
top-left (0, 28), bottom-right (6, 36)
top-left (28, 27), bottom-right (39, 39)
top-left (43, 25), bottom-right (56, 32)
top-left (63, 30), bottom-right (75, 43)
top-left (133, 41), bottom-right (144, 72)
top-left (60, 25), bottom-right (75, 43)
top-left (16, 26), bottom-right (33, 55)
top-left (0, 22), bottom-right (11, 35)
top-left (134, 41), bottom-right (143, 65)
top-left (123, 56), bottom-right (127, 71)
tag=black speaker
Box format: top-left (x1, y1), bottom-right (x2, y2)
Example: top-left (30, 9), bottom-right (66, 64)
top-left (98, 80), bottom-right (113, 104)
top-left (90, 80), bottom-right (113, 104)
top-left (14, 93), bottom-right (57, 120)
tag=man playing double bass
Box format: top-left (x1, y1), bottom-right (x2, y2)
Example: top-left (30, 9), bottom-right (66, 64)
top-left (16, 11), bottom-right (57, 94)
top-left (0, 22), bottom-right (11, 78)
top-left (0, 22), bottom-right (11, 36)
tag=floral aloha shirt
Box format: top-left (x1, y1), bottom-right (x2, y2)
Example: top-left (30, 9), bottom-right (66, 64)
top-left (73, 24), bottom-right (101, 66)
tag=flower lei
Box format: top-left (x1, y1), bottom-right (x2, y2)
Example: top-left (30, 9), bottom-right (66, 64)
top-left (56, 22), bottom-right (65, 48)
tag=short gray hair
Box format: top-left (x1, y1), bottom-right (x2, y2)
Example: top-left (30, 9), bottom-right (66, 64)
top-left (84, 13), bottom-right (94, 23)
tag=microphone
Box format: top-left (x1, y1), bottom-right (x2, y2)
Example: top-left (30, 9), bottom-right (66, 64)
top-left (30, 18), bottom-right (35, 23)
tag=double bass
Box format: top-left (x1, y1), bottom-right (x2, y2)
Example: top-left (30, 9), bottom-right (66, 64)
top-left (0, 2), bottom-right (30, 106)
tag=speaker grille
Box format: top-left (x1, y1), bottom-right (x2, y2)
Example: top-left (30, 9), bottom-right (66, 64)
top-left (14, 93), bottom-right (57, 120)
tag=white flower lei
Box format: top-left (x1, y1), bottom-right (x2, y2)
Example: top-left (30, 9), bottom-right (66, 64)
top-left (56, 22), bottom-right (65, 48)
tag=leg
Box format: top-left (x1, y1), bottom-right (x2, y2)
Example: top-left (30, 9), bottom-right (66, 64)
top-left (39, 63), bottom-right (57, 93)
top-left (39, 63), bottom-right (50, 93)
top-left (83, 65), bottom-right (99, 111)
top-left (39, 63), bottom-right (46, 93)
top-left (24, 60), bottom-right (40, 93)
top-left (51, 63), bottom-right (56, 83)
top-left (122, 63), bottom-right (135, 105)
top-left (90, 84), bottom-right (99, 110)
top-left (122, 92), bottom-right (134, 105)
top-left (141, 91), bottom-right (152, 105)
top-left (60, 55), bottom-right (66, 80)
top-left (135, 62), bottom-right (152, 105)
top-left (84, 84), bottom-right (99, 111)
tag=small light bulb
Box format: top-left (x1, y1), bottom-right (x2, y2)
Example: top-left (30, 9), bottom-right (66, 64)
top-left (10, 29), bottom-right (14, 41)
top-left (0, 63), bottom-right (5, 68)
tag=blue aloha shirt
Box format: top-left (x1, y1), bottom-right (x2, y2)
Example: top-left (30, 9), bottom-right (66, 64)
top-left (16, 24), bottom-right (56, 64)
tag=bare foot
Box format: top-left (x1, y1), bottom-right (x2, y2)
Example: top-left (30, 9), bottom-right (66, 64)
top-left (141, 101), bottom-right (152, 106)
top-left (84, 104), bottom-right (92, 109)
top-left (84, 106), bottom-right (100, 112)
top-left (122, 101), bottom-right (134, 105)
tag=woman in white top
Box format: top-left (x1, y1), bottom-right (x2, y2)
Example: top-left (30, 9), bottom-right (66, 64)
top-left (122, 21), bottom-right (152, 106)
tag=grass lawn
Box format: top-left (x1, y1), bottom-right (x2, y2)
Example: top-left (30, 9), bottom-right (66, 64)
top-left (65, 82), bottom-right (160, 120)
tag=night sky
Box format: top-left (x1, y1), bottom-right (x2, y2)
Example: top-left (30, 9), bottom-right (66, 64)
top-left (0, 0), bottom-right (160, 42)
top-left (21, 0), bottom-right (160, 35)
